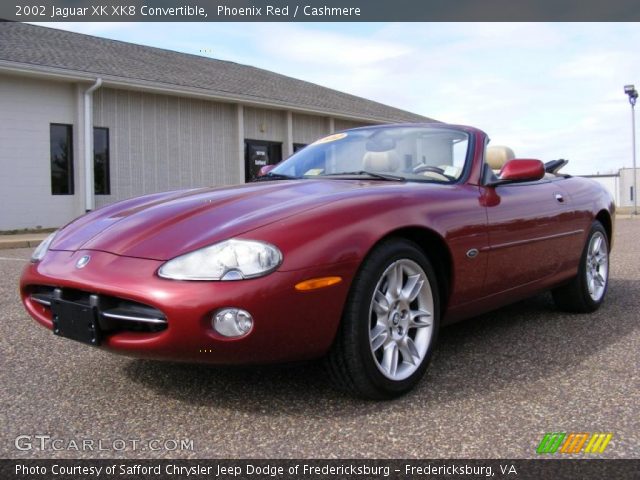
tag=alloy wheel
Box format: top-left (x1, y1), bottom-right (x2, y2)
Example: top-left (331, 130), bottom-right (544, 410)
top-left (586, 231), bottom-right (608, 302)
top-left (368, 259), bottom-right (434, 381)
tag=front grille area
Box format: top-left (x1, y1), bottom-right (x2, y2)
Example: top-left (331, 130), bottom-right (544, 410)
top-left (29, 286), bottom-right (168, 333)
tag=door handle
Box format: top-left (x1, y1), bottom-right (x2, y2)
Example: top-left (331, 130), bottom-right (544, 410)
top-left (554, 193), bottom-right (564, 203)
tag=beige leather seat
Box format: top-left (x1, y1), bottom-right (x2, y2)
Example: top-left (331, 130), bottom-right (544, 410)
top-left (486, 146), bottom-right (515, 171)
top-left (362, 151), bottom-right (400, 172)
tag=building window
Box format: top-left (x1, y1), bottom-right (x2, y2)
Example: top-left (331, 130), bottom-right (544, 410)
top-left (50, 124), bottom-right (74, 195)
top-left (293, 143), bottom-right (307, 153)
top-left (94, 127), bottom-right (110, 195)
top-left (631, 186), bottom-right (635, 202)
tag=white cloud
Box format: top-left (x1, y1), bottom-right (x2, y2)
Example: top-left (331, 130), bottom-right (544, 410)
top-left (255, 24), bottom-right (413, 67)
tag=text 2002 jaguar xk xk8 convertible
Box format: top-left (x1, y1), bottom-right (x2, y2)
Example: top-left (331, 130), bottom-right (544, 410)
top-left (21, 124), bottom-right (613, 399)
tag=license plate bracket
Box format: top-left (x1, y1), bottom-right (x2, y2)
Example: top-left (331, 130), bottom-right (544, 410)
top-left (51, 299), bottom-right (101, 346)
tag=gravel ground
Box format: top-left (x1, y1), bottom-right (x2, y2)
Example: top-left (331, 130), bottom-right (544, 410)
top-left (1, 220), bottom-right (638, 459)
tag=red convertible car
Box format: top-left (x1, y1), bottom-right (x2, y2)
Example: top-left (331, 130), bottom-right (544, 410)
top-left (20, 124), bottom-right (613, 399)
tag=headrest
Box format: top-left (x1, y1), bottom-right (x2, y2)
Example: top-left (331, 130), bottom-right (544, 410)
top-left (486, 146), bottom-right (515, 170)
top-left (362, 151), bottom-right (400, 172)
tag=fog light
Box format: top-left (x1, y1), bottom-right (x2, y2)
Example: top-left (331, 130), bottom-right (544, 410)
top-left (213, 308), bottom-right (253, 337)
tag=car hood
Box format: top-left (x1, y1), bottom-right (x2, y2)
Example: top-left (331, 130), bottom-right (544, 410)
top-left (50, 180), bottom-right (391, 260)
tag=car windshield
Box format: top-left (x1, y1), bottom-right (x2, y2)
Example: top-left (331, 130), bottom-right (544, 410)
top-left (271, 126), bottom-right (470, 183)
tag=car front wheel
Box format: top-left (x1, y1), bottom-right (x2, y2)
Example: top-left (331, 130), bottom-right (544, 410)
top-left (326, 239), bottom-right (439, 399)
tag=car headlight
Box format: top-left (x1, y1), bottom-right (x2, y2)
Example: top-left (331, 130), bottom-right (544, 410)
top-left (30, 231), bottom-right (58, 263)
top-left (158, 239), bottom-right (282, 281)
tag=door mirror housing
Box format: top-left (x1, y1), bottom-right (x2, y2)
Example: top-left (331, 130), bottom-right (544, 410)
top-left (489, 159), bottom-right (545, 185)
top-left (257, 164), bottom-right (276, 177)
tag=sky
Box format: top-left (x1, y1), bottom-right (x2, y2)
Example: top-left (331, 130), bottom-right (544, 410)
top-left (38, 22), bottom-right (640, 175)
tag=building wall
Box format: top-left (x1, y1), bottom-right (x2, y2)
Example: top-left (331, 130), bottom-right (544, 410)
top-left (0, 74), bottom-right (378, 230)
top-left (245, 110), bottom-right (354, 147)
top-left (0, 74), bottom-right (79, 230)
top-left (93, 88), bottom-right (240, 208)
top-left (243, 107), bottom-right (287, 143)
top-left (292, 113), bottom-right (329, 145)
top-left (334, 119), bottom-right (368, 132)
top-left (619, 168), bottom-right (640, 208)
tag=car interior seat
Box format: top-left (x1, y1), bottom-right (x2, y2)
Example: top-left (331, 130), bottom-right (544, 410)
top-left (486, 146), bottom-right (515, 173)
top-left (362, 151), bottom-right (401, 172)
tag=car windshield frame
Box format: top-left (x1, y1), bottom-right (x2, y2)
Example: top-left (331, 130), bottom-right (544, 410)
top-left (270, 125), bottom-right (473, 184)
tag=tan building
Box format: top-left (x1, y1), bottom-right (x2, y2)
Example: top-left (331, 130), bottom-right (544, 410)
top-left (0, 22), bottom-right (432, 230)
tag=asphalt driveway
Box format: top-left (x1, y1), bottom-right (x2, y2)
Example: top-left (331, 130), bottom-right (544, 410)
top-left (1, 220), bottom-right (638, 459)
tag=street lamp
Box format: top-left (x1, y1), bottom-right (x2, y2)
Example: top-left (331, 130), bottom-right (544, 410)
top-left (624, 84), bottom-right (638, 215)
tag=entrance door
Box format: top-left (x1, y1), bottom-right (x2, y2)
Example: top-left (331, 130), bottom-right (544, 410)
top-left (293, 143), bottom-right (307, 153)
top-left (245, 140), bottom-right (282, 182)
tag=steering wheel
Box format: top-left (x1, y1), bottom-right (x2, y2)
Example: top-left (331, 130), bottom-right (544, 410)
top-left (412, 164), bottom-right (458, 181)
top-left (413, 164), bottom-right (446, 175)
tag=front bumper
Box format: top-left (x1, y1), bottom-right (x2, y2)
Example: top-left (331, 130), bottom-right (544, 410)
top-left (20, 249), bottom-right (356, 364)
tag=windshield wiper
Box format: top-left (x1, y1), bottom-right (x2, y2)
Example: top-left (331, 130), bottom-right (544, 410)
top-left (321, 171), bottom-right (406, 182)
top-left (252, 172), bottom-right (299, 182)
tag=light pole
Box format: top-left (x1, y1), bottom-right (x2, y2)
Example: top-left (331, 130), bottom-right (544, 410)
top-left (624, 84), bottom-right (638, 215)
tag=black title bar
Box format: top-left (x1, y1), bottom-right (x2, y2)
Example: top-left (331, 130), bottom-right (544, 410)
top-left (1, 459), bottom-right (639, 480)
top-left (2, 0), bottom-right (640, 22)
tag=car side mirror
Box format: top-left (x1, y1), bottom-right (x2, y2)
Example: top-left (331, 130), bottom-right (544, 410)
top-left (257, 165), bottom-right (276, 177)
top-left (492, 159), bottom-right (545, 185)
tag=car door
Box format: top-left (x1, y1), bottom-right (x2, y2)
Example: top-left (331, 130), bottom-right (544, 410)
top-left (482, 179), bottom-right (569, 295)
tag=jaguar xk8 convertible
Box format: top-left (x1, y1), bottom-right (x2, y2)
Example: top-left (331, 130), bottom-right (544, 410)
top-left (20, 124), bottom-right (614, 399)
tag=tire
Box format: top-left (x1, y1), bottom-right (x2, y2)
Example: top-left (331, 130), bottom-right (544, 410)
top-left (326, 238), bottom-right (440, 400)
top-left (552, 221), bottom-right (609, 313)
